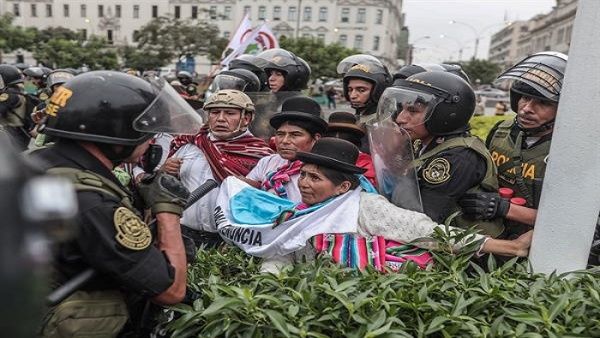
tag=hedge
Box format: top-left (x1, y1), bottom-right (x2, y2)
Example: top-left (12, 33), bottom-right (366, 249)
top-left (469, 115), bottom-right (514, 141)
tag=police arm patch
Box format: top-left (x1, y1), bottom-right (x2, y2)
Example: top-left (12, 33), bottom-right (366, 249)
top-left (422, 158), bottom-right (451, 185)
top-left (113, 207), bottom-right (152, 250)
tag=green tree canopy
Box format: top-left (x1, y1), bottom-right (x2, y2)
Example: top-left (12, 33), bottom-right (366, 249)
top-left (279, 37), bottom-right (360, 79)
top-left (0, 13), bottom-right (37, 62)
top-left (33, 36), bottom-right (118, 70)
top-left (120, 16), bottom-right (227, 71)
top-left (456, 59), bottom-right (503, 85)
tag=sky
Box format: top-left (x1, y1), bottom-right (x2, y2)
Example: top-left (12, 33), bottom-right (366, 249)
top-left (403, 0), bottom-right (557, 63)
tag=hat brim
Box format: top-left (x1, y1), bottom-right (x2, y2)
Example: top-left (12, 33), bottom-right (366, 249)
top-left (295, 151), bottom-right (366, 174)
top-left (327, 123), bottom-right (365, 136)
top-left (270, 112), bottom-right (328, 133)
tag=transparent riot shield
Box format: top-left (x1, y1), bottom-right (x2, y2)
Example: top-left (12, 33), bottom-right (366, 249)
top-left (367, 117), bottom-right (423, 213)
top-left (246, 91), bottom-right (301, 141)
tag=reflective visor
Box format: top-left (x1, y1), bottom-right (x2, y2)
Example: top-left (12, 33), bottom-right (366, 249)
top-left (376, 87), bottom-right (441, 124)
top-left (48, 71), bottom-right (75, 86)
top-left (213, 74), bottom-right (248, 91)
top-left (496, 54), bottom-right (566, 101)
top-left (337, 54), bottom-right (387, 75)
top-left (256, 49), bottom-right (296, 67)
top-left (133, 79), bottom-right (204, 135)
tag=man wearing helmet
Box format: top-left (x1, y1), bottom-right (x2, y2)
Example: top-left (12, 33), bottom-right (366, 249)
top-left (459, 52), bottom-right (568, 240)
top-left (387, 71), bottom-right (503, 237)
top-left (32, 71), bottom-right (204, 336)
top-left (164, 89), bottom-right (273, 247)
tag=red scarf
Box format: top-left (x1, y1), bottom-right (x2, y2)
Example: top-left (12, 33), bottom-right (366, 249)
top-left (169, 126), bottom-right (273, 182)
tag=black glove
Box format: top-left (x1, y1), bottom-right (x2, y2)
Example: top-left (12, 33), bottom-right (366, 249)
top-left (138, 172), bottom-right (189, 216)
top-left (458, 192), bottom-right (510, 220)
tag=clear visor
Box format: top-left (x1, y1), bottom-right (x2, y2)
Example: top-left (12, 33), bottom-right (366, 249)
top-left (495, 55), bottom-right (565, 101)
top-left (375, 87), bottom-right (440, 125)
top-left (337, 54), bottom-right (387, 75)
top-left (256, 49), bottom-right (296, 67)
top-left (48, 71), bottom-right (75, 86)
top-left (133, 79), bottom-right (204, 135)
top-left (0, 76), bottom-right (5, 90)
top-left (213, 74), bottom-right (248, 91)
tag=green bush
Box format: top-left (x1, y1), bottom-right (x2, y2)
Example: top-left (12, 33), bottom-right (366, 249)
top-left (164, 234), bottom-right (600, 337)
top-left (469, 115), bottom-right (514, 141)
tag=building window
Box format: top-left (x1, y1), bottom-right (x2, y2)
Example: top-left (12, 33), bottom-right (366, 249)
top-left (209, 6), bottom-right (217, 19)
top-left (339, 34), bottom-right (347, 47)
top-left (80, 29), bottom-right (87, 40)
top-left (152, 5), bottom-right (158, 18)
top-left (12, 3), bottom-right (20, 16)
top-left (244, 6), bottom-right (251, 19)
top-left (375, 9), bottom-right (383, 24)
top-left (317, 33), bottom-right (325, 42)
top-left (63, 4), bottom-right (69, 17)
top-left (373, 36), bottom-right (380, 51)
top-left (31, 4), bottom-right (37, 17)
top-left (133, 5), bottom-right (139, 18)
top-left (288, 6), bottom-right (297, 21)
top-left (303, 7), bottom-right (312, 21)
top-left (319, 7), bottom-right (327, 22)
top-left (98, 5), bottom-right (103, 18)
top-left (46, 4), bottom-right (52, 17)
top-left (133, 30), bottom-right (140, 42)
top-left (354, 35), bottom-right (363, 49)
top-left (566, 25), bottom-right (573, 43)
top-left (273, 6), bottom-right (281, 21)
top-left (357, 8), bottom-right (366, 23)
top-left (302, 33), bottom-right (311, 38)
top-left (174, 6), bottom-right (181, 18)
top-left (556, 28), bottom-right (565, 44)
top-left (258, 6), bottom-right (266, 20)
top-left (107, 30), bottom-right (113, 44)
top-left (80, 4), bottom-right (86, 18)
top-left (341, 8), bottom-right (350, 23)
top-left (115, 5), bottom-right (121, 18)
top-left (191, 6), bottom-right (198, 19)
top-left (224, 31), bottom-right (230, 39)
top-left (224, 6), bottom-right (231, 20)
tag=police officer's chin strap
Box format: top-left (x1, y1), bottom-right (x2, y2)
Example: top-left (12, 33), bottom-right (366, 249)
top-left (517, 117), bottom-right (555, 137)
top-left (96, 143), bottom-right (138, 166)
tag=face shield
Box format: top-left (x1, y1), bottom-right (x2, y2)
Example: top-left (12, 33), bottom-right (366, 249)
top-left (133, 79), bottom-right (204, 135)
top-left (376, 87), bottom-right (444, 127)
top-left (495, 52), bottom-right (567, 102)
top-left (47, 71), bottom-right (75, 89)
top-left (255, 49), bottom-right (297, 68)
top-left (212, 74), bottom-right (249, 91)
top-left (337, 54), bottom-right (388, 76)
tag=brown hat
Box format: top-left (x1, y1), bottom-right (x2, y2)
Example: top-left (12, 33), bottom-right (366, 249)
top-left (327, 111), bottom-right (365, 137)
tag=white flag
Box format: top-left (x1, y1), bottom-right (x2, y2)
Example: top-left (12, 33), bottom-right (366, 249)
top-left (220, 21), bottom-right (280, 67)
top-left (220, 13), bottom-right (252, 62)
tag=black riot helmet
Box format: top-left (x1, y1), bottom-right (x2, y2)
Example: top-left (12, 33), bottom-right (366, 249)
top-left (381, 71), bottom-right (476, 136)
top-left (256, 48), bottom-right (311, 91)
top-left (440, 64), bottom-right (470, 84)
top-left (212, 68), bottom-right (261, 93)
top-left (338, 54), bottom-right (392, 109)
top-left (230, 54), bottom-right (269, 91)
top-left (0, 64), bottom-right (24, 87)
top-left (46, 69), bottom-right (76, 91)
top-left (40, 71), bottom-right (203, 148)
top-left (23, 67), bottom-right (45, 80)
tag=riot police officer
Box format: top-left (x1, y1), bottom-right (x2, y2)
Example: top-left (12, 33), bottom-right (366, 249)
top-left (459, 52), bottom-right (568, 239)
top-left (230, 54), bottom-right (270, 92)
top-left (32, 71), bottom-right (204, 337)
top-left (256, 48), bottom-right (311, 93)
top-left (205, 68), bottom-right (262, 100)
top-left (387, 71), bottom-right (503, 236)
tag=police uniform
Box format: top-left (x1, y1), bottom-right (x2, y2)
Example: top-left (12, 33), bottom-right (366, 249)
top-left (486, 119), bottom-right (551, 237)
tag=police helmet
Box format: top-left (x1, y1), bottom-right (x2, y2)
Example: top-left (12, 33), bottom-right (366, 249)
top-left (337, 54), bottom-right (392, 108)
top-left (177, 71), bottom-right (193, 85)
top-left (229, 54), bottom-right (269, 91)
top-left (382, 71), bottom-right (475, 136)
top-left (41, 71), bottom-right (203, 146)
top-left (212, 68), bottom-right (261, 93)
top-left (23, 67), bottom-right (45, 79)
top-left (204, 89), bottom-right (255, 115)
top-left (46, 69), bottom-right (76, 90)
top-left (0, 65), bottom-right (24, 87)
top-left (256, 48), bottom-right (311, 91)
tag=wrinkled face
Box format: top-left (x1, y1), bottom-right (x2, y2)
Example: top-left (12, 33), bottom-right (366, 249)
top-left (207, 107), bottom-right (251, 139)
top-left (347, 79), bottom-right (373, 107)
top-left (516, 95), bottom-right (558, 133)
top-left (274, 122), bottom-right (319, 160)
top-left (298, 164), bottom-right (348, 205)
top-left (394, 101), bottom-right (431, 142)
top-left (268, 70), bottom-right (285, 93)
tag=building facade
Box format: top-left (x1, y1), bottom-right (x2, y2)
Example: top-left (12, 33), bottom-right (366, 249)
top-left (488, 0), bottom-right (577, 70)
top-left (1, 0), bottom-right (404, 71)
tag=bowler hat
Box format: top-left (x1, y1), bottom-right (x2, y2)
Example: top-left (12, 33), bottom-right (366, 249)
top-left (327, 111), bottom-right (365, 136)
top-left (296, 138), bottom-right (366, 174)
top-left (269, 96), bottom-right (328, 134)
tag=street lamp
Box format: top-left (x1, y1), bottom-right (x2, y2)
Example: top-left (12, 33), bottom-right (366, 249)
top-left (406, 35), bottom-right (430, 64)
top-left (449, 20), bottom-right (511, 60)
top-left (439, 34), bottom-right (468, 61)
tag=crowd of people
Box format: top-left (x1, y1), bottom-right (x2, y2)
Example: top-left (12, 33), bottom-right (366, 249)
top-left (2, 48), bottom-right (596, 337)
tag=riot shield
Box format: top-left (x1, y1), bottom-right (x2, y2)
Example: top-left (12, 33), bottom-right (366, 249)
top-left (367, 117), bottom-right (423, 213)
top-left (246, 91), bottom-right (301, 141)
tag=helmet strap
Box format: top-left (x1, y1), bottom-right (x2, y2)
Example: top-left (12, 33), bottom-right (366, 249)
top-left (516, 117), bottom-right (555, 136)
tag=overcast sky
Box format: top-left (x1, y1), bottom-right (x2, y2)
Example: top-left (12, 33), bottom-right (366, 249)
top-left (403, 0), bottom-right (557, 63)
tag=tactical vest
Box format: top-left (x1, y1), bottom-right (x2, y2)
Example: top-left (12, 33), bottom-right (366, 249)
top-left (41, 167), bottom-right (133, 338)
top-left (413, 136), bottom-right (505, 238)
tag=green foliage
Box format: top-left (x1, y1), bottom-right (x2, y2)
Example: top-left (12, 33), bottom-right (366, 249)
top-left (32, 36), bottom-right (118, 70)
top-left (163, 239), bottom-right (600, 337)
top-left (279, 37), bottom-right (360, 79)
top-left (469, 115), bottom-right (513, 141)
top-left (120, 16), bottom-right (228, 70)
top-left (0, 13), bottom-right (37, 60)
top-left (457, 59), bottom-right (503, 85)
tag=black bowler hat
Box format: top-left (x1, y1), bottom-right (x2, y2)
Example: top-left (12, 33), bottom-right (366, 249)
top-left (296, 138), bottom-right (366, 174)
top-left (327, 111), bottom-right (365, 137)
top-left (269, 96), bottom-right (328, 134)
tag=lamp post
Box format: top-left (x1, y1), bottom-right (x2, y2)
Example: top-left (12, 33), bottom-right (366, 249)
top-left (439, 34), bottom-right (468, 61)
top-left (406, 35), bottom-right (430, 64)
top-left (449, 20), bottom-right (511, 60)
top-left (295, 0), bottom-right (302, 39)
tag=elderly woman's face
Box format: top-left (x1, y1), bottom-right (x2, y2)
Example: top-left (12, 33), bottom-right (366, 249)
top-left (298, 164), bottom-right (348, 205)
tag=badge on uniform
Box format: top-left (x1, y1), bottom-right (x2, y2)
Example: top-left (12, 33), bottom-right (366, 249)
top-left (113, 207), bottom-right (152, 250)
top-left (422, 158), bottom-right (451, 184)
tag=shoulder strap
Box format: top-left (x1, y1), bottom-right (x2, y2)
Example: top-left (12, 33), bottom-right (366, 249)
top-left (47, 167), bottom-right (134, 209)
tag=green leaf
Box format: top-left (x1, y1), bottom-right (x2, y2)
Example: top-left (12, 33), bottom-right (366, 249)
top-left (264, 309), bottom-right (291, 337)
top-left (201, 297), bottom-right (242, 317)
top-left (548, 293), bottom-right (569, 322)
top-left (425, 316), bottom-right (448, 335)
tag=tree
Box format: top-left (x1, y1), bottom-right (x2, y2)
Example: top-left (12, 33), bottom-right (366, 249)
top-left (33, 36), bottom-right (118, 70)
top-left (120, 16), bottom-right (228, 71)
top-left (456, 59), bottom-right (502, 85)
top-left (279, 37), bottom-right (360, 79)
top-left (0, 13), bottom-right (37, 62)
